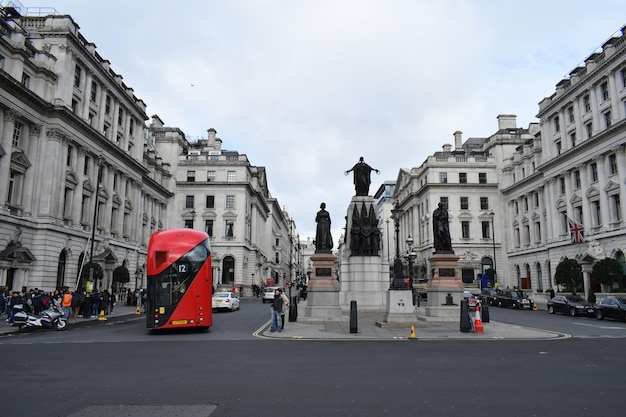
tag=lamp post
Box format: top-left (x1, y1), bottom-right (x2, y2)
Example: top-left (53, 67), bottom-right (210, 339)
top-left (489, 209), bottom-right (497, 285)
top-left (385, 218), bottom-right (390, 265)
top-left (390, 202), bottom-right (406, 290)
top-left (405, 235), bottom-right (417, 303)
top-left (88, 152), bottom-right (104, 293)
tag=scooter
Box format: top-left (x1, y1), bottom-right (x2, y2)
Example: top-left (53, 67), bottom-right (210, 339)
top-left (10, 303), bottom-right (69, 332)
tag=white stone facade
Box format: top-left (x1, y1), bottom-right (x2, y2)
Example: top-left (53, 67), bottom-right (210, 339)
top-left (0, 12), bottom-right (171, 292)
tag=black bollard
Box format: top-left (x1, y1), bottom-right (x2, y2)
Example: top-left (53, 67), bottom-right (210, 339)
top-left (288, 296), bottom-right (297, 322)
top-left (460, 299), bottom-right (470, 333)
top-left (482, 301), bottom-right (490, 323)
top-left (349, 300), bottom-right (358, 333)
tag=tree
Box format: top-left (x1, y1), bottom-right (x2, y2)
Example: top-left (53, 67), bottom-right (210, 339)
top-left (80, 261), bottom-right (103, 283)
top-left (554, 257), bottom-right (582, 294)
top-left (592, 258), bottom-right (622, 287)
top-left (112, 265), bottom-right (131, 284)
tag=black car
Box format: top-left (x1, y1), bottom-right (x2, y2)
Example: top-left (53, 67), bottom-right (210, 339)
top-left (480, 288), bottom-right (498, 306)
top-left (593, 297), bottom-right (626, 322)
top-left (496, 289), bottom-right (533, 309)
top-left (547, 295), bottom-right (594, 317)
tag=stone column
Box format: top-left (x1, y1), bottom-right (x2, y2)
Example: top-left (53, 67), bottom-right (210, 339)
top-left (0, 109), bottom-right (18, 208)
top-left (22, 124), bottom-right (42, 216)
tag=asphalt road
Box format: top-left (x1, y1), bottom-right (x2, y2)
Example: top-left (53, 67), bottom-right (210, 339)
top-left (1, 298), bottom-right (624, 417)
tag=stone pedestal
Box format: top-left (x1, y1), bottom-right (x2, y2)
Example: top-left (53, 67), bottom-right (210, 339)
top-left (338, 196), bottom-right (389, 313)
top-left (303, 252), bottom-right (343, 321)
top-left (418, 252), bottom-right (463, 322)
top-left (377, 290), bottom-right (417, 327)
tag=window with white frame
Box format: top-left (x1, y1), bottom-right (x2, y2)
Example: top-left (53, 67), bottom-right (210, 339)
top-left (225, 220), bottom-right (234, 237)
top-left (604, 111), bottom-right (612, 129)
top-left (186, 170), bottom-right (195, 182)
top-left (185, 195), bottom-right (194, 209)
top-left (227, 171), bottom-right (236, 182)
top-left (591, 200), bottom-right (601, 226)
top-left (461, 221), bottom-right (470, 239)
top-left (553, 115), bottom-right (560, 133)
top-left (207, 171), bottom-right (216, 182)
top-left (600, 81), bottom-right (610, 101)
top-left (439, 172), bottom-right (447, 183)
top-left (610, 194), bottom-right (622, 222)
top-left (567, 106), bottom-right (575, 123)
top-left (74, 65), bottom-right (82, 88)
top-left (590, 162), bottom-right (598, 182)
top-left (205, 195), bottom-right (214, 208)
top-left (481, 221), bottom-right (490, 239)
top-left (21, 73), bottom-right (30, 88)
top-left (479, 172), bottom-right (487, 184)
top-left (480, 197), bottom-right (489, 210)
top-left (460, 197), bottom-right (469, 210)
top-left (12, 122), bottom-right (22, 148)
top-left (226, 195), bottom-right (235, 209)
top-left (459, 172), bottom-right (467, 183)
top-left (608, 153), bottom-right (618, 175)
top-left (583, 94), bottom-right (591, 113)
top-left (573, 170), bottom-right (581, 189)
top-left (205, 220), bottom-right (213, 237)
top-left (90, 81), bottom-right (98, 102)
top-left (585, 121), bottom-right (593, 139)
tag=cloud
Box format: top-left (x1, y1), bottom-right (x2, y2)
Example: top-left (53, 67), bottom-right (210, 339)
top-left (45, 0), bottom-right (626, 243)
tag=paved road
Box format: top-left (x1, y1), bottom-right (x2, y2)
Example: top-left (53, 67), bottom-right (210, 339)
top-left (2, 298), bottom-right (626, 417)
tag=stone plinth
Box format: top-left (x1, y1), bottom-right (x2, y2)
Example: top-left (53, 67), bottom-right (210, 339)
top-left (377, 290), bottom-right (418, 327)
top-left (417, 252), bottom-right (464, 322)
top-left (303, 252), bottom-right (342, 321)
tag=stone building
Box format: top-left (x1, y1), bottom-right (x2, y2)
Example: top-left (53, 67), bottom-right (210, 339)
top-left (392, 25), bottom-right (626, 298)
top-left (393, 118), bottom-right (536, 288)
top-left (157, 126), bottom-right (295, 291)
top-left (502, 25), bottom-right (626, 299)
top-left (0, 7), bottom-right (172, 291)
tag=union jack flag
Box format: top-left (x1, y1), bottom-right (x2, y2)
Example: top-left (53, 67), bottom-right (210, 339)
top-left (568, 218), bottom-right (585, 243)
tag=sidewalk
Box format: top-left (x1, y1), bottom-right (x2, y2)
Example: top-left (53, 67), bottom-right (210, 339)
top-left (260, 299), bottom-right (568, 341)
top-left (1, 300), bottom-right (566, 340)
top-left (0, 304), bottom-right (142, 336)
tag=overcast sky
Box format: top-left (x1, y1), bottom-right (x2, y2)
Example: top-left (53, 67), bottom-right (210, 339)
top-left (33, 0), bottom-right (626, 244)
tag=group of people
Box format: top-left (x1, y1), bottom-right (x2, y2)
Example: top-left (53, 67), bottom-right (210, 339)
top-left (269, 287), bottom-right (289, 333)
top-left (0, 287), bottom-right (117, 323)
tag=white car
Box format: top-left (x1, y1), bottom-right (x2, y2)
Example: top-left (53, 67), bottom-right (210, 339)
top-left (212, 292), bottom-right (240, 311)
top-left (262, 286), bottom-right (284, 303)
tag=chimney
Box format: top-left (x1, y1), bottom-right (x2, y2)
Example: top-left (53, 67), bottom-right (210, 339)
top-left (453, 131), bottom-right (463, 150)
top-left (207, 128), bottom-right (217, 143)
top-left (442, 143), bottom-right (452, 152)
top-left (497, 114), bottom-right (517, 130)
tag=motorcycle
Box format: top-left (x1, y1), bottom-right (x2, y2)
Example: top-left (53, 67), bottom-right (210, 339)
top-left (10, 303), bottom-right (69, 333)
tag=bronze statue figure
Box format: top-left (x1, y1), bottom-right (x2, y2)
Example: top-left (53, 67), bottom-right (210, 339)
top-left (315, 202), bottom-right (333, 253)
top-left (344, 157), bottom-right (380, 196)
top-left (433, 202), bottom-right (453, 253)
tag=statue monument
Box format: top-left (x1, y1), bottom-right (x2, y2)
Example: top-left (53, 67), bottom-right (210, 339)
top-left (433, 202), bottom-right (453, 254)
top-left (314, 202), bottom-right (333, 253)
top-left (344, 157), bottom-right (379, 196)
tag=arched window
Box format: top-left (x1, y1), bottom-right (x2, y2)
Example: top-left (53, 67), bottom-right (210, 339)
top-left (56, 250), bottom-right (68, 289)
top-left (222, 256), bottom-right (235, 285)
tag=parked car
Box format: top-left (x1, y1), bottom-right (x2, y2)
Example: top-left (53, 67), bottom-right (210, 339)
top-left (261, 286), bottom-right (283, 303)
top-left (480, 288), bottom-right (498, 306)
top-left (496, 289), bottom-right (533, 309)
top-left (547, 295), bottom-right (594, 317)
top-left (212, 292), bottom-right (240, 311)
top-left (593, 297), bottom-right (626, 322)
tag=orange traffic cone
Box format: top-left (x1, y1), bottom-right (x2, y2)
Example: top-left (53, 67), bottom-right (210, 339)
top-left (474, 303), bottom-right (484, 334)
top-left (98, 310), bottom-right (107, 321)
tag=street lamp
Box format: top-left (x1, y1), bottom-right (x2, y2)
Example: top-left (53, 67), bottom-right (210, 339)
top-left (489, 209), bottom-right (497, 285)
top-left (385, 218), bottom-right (391, 265)
top-left (390, 202), bottom-right (407, 290)
top-left (405, 236), bottom-right (417, 303)
top-left (88, 152), bottom-right (104, 294)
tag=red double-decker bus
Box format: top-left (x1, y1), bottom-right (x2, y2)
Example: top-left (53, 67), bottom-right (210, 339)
top-left (146, 228), bottom-right (213, 331)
